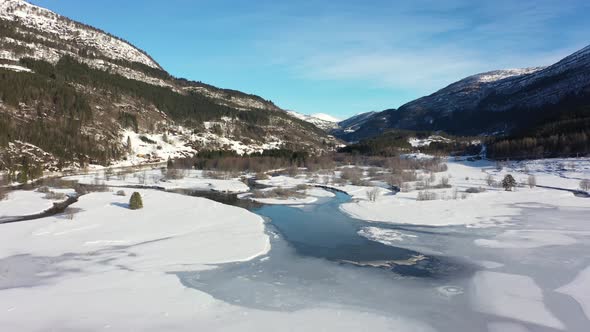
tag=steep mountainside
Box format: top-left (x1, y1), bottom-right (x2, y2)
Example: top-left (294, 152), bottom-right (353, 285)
top-left (0, 0), bottom-right (335, 172)
top-left (339, 44), bottom-right (590, 141)
top-left (332, 111), bottom-right (384, 142)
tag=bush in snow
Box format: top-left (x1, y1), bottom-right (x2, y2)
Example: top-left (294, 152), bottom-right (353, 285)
top-left (466, 187), bottom-right (486, 194)
top-left (287, 166), bottom-right (299, 177)
top-left (252, 188), bottom-right (305, 199)
top-left (502, 174), bottom-right (516, 191)
top-left (430, 176), bottom-right (451, 189)
top-left (387, 175), bottom-right (402, 191)
top-left (116, 190), bottom-right (126, 196)
top-left (417, 190), bottom-right (437, 201)
top-left (165, 168), bottom-right (184, 180)
top-left (129, 192), bottom-right (143, 210)
top-left (295, 184), bottom-right (310, 191)
top-left (580, 179), bottom-right (590, 191)
top-left (44, 191), bottom-right (66, 200)
top-left (255, 172), bottom-right (269, 180)
top-left (138, 135), bottom-right (156, 144)
top-left (36, 186), bottom-right (51, 194)
top-left (367, 167), bottom-right (380, 178)
top-left (440, 176), bottom-right (450, 188)
top-left (401, 182), bottom-right (412, 192)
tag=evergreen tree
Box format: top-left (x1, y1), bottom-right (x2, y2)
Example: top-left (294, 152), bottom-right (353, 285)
top-left (502, 174), bottom-right (516, 191)
top-left (127, 136), bottom-right (133, 154)
top-left (129, 192), bottom-right (143, 210)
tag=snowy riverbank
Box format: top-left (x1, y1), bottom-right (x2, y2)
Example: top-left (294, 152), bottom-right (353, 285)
top-left (0, 190), bottom-right (273, 330)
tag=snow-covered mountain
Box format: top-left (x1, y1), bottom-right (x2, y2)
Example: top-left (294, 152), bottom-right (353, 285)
top-left (0, 0), bottom-right (158, 70)
top-left (312, 113), bottom-right (341, 123)
top-left (287, 111), bottom-right (340, 131)
top-left (338, 44), bottom-right (590, 139)
top-left (0, 0), bottom-right (335, 170)
top-left (0, 0), bottom-right (166, 86)
top-left (337, 112), bottom-right (378, 132)
top-left (0, 0), bottom-right (288, 111)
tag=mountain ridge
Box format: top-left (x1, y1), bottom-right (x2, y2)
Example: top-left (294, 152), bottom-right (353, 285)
top-left (335, 44), bottom-right (590, 141)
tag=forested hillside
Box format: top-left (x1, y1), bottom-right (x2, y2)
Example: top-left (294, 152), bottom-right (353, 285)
top-left (0, 0), bottom-right (335, 179)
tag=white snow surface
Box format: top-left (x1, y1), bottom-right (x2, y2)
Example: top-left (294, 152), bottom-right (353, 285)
top-left (0, 189), bottom-right (437, 331)
top-left (287, 111), bottom-right (340, 130)
top-left (0, 190), bottom-right (270, 267)
top-left (0, 189), bottom-right (70, 218)
top-left (408, 135), bottom-right (451, 147)
top-left (256, 175), bottom-right (310, 188)
top-left (0, 63), bottom-right (32, 72)
top-left (474, 229), bottom-right (579, 249)
top-left (556, 265), bottom-right (590, 320)
top-left (311, 113), bottom-right (341, 123)
top-left (487, 322), bottom-right (532, 332)
top-left (358, 227), bottom-right (417, 246)
top-left (251, 196), bottom-right (319, 205)
top-left (248, 187), bottom-right (335, 205)
top-left (64, 169), bottom-right (249, 193)
top-left (340, 160), bottom-right (590, 227)
top-left (470, 271), bottom-right (565, 330)
top-left (473, 68), bottom-right (544, 83)
top-left (121, 128), bottom-right (197, 165)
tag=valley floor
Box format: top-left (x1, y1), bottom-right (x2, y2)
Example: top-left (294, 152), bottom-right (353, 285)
top-left (0, 157), bottom-right (589, 331)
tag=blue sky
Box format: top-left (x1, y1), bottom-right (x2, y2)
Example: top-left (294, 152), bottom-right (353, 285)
top-left (30, 0), bottom-right (590, 119)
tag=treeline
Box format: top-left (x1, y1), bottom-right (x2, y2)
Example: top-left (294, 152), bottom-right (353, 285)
top-left (339, 131), bottom-right (412, 156)
top-left (0, 66), bottom-right (92, 121)
top-left (173, 149), bottom-right (330, 173)
top-left (487, 99), bottom-right (590, 159)
top-left (0, 115), bottom-right (122, 166)
top-left (0, 155), bottom-right (44, 184)
top-left (339, 130), bottom-right (480, 156)
top-left (20, 57), bottom-right (318, 132)
top-left (0, 68), bottom-right (120, 165)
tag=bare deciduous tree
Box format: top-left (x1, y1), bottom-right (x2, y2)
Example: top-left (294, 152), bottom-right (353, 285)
top-left (486, 174), bottom-right (495, 186)
top-left (527, 175), bottom-right (536, 188)
top-left (366, 187), bottom-right (380, 202)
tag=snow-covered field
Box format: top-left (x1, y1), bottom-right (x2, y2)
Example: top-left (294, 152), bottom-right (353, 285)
top-left (246, 187), bottom-right (335, 205)
top-left (340, 159), bottom-right (590, 227)
top-left (0, 190), bottom-right (278, 331)
top-left (64, 169), bottom-right (249, 193)
top-left (0, 188), bottom-right (74, 218)
top-left (1, 156), bottom-right (589, 331)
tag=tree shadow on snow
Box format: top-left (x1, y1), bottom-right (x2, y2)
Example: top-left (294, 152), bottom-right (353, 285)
top-left (110, 202), bottom-right (130, 209)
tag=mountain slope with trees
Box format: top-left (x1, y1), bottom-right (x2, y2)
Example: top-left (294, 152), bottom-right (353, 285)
top-left (0, 0), bottom-right (336, 176)
top-left (335, 45), bottom-right (590, 158)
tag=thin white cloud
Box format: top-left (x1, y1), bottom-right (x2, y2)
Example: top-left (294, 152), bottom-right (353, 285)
top-left (251, 0), bottom-right (589, 99)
